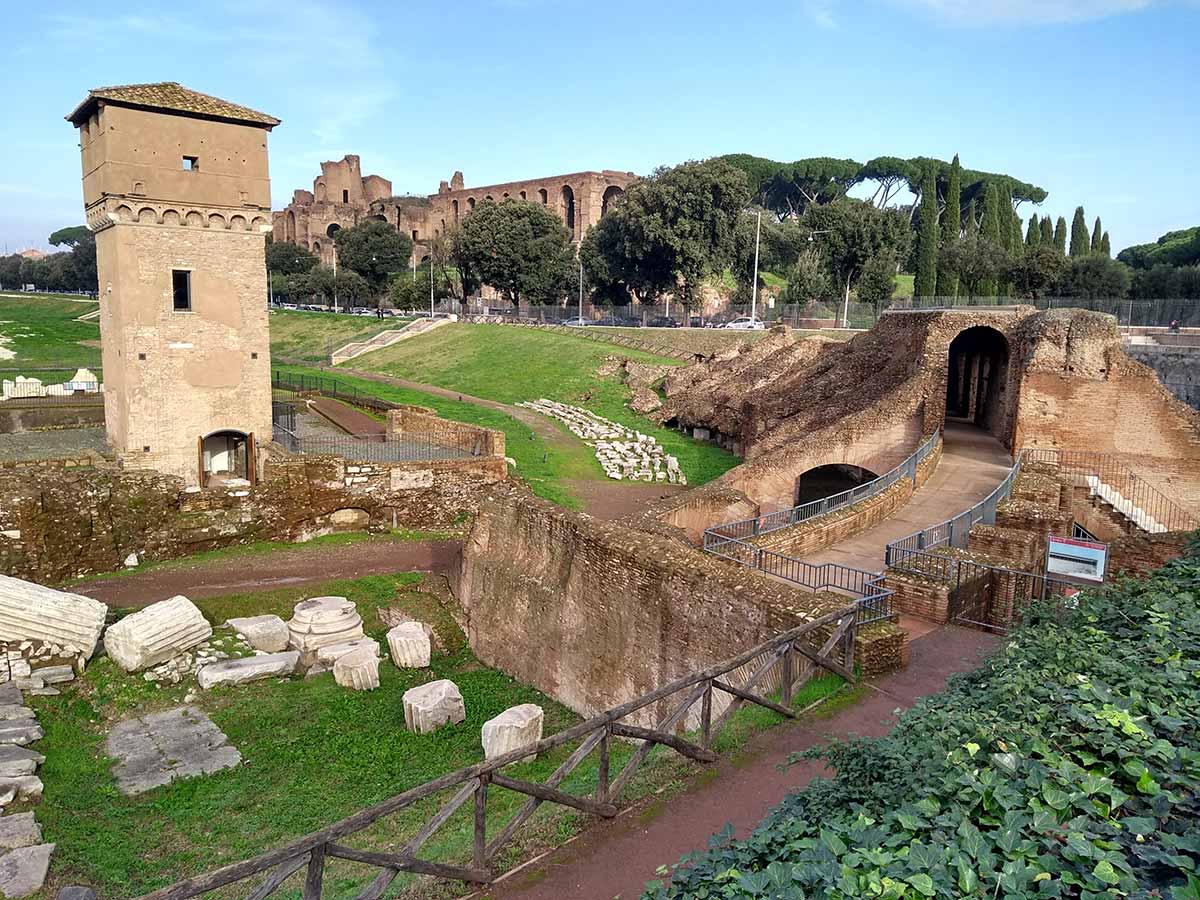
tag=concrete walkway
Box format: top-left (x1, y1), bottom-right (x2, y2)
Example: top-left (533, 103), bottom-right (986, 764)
top-left (480, 625), bottom-right (999, 900)
top-left (803, 422), bottom-right (1013, 572)
top-left (307, 396), bottom-right (386, 436)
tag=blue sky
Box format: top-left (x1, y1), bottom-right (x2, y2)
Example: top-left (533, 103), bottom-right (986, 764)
top-left (1, 0), bottom-right (1196, 255)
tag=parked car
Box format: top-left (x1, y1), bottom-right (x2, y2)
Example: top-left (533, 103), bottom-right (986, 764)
top-left (649, 316), bottom-right (680, 328)
top-left (723, 316), bottom-right (766, 331)
top-left (562, 316), bottom-right (591, 326)
top-left (597, 315), bottom-right (641, 327)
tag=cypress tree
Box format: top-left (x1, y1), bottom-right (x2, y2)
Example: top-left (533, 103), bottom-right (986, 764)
top-left (1040, 215), bottom-right (1054, 245)
top-left (1069, 206), bottom-right (1090, 257)
top-left (939, 154), bottom-right (962, 297)
top-left (965, 200), bottom-right (979, 236)
top-left (1054, 217), bottom-right (1067, 254)
top-left (1026, 215), bottom-right (1040, 247)
top-left (1090, 216), bottom-right (1103, 253)
top-left (979, 183), bottom-right (1002, 296)
top-left (1100, 231), bottom-right (1111, 256)
top-left (914, 165), bottom-right (939, 299)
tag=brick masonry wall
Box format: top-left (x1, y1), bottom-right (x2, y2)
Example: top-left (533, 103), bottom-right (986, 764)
top-left (883, 571), bottom-right (951, 623)
top-left (456, 485), bottom-right (862, 725)
top-left (0, 403), bottom-right (105, 434)
top-left (386, 407), bottom-right (506, 458)
top-left (1107, 531), bottom-right (1193, 577)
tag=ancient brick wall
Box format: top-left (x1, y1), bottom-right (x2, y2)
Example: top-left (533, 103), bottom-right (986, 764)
top-left (386, 407), bottom-right (506, 458)
top-left (0, 403), bottom-right (105, 433)
top-left (456, 486), bottom-right (855, 723)
top-left (1107, 531), bottom-right (1193, 577)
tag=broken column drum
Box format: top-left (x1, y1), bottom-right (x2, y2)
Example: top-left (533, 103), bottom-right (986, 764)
top-left (286, 596), bottom-right (364, 665)
top-left (104, 596), bottom-right (212, 672)
top-left (402, 679), bottom-right (465, 734)
top-left (0, 575), bottom-right (107, 659)
top-left (386, 622), bottom-right (431, 668)
top-left (333, 646), bottom-right (380, 691)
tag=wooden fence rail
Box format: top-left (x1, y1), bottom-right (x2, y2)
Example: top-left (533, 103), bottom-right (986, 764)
top-left (134, 605), bottom-right (859, 900)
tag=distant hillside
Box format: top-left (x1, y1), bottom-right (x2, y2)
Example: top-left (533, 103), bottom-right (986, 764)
top-left (1118, 226), bottom-right (1200, 269)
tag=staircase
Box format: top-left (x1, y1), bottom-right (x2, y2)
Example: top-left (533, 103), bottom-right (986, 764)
top-left (330, 317), bottom-right (452, 365)
top-left (1084, 475), bottom-right (1168, 533)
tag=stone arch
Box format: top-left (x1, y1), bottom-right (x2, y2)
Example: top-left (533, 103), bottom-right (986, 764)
top-left (285, 210), bottom-right (297, 241)
top-left (945, 325), bottom-right (1011, 440)
top-left (312, 240), bottom-right (322, 256)
top-left (161, 209), bottom-right (181, 227)
top-left (184, 210), bottom-right (204, 227)
top-left (484, 195), bottom-right (494, 202)
top-left (208, 213), bottom-right (226, 230)
top-left (560, 185), bottom-right (576, 239)
top-left (602, 185), bottom-right (624, 217)
top-left (467, 197), bottom-right (476, 210)
top-left (366, 214), bottom-right (387, 223)
top-left (441, 219), bottom-right (447, 232)
top-left (326, 222), bottom-right (341, 238)
top-left (201, 429), bottom-right (250, 486)
top-left (519, 190), bottom-right (527, 200)
top-left (251, 216), bottom-right (269, 232)
top-left (538, 188), bottom-right (548, 205)
top-left (115, 204), bottom-right (134, 222)
top-left (794, 463), bottom-right (880, 507)
top-left (230, 214), bottom-right (248, 231)
top-left (138, 206), bottom-right (157, 224)
top-left (452, 199), bottom-right (459, 220)
top-left (315, 181), bottom-right (327, 202)
top-left (502, 192), bottom-right (510, 200)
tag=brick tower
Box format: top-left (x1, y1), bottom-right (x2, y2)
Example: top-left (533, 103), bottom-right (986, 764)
top-left (67, 83), bottom-right (279, 485)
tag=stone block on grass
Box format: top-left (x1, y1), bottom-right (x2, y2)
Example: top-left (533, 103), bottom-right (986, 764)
top-left (386, 622), bottom-right (431, 669)
top-left (224, 615), bottom-right (290, 653)
top-left (333, 646), bottom-right (380, 691)
top-left (402, 679), bottom-right (465, 734)
top-left (481, 704), bottom-right (543, 761)
top-left (104, 596), bottom-right (212, 672)
top-left (197, 652), bottom-right (299, 689)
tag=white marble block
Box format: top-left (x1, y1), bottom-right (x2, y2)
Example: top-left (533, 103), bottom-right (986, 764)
top-left (224, 615), bottom-right (290, 652)
top-left (333, 646), bottom-right (380, 691)
top-left (286, 596), bottom-right (364, 664)
top-left (197, 652), bottom-right (300, 689)
top-left (481, 704), bottom-right (544, 761)
top-left (0, 574), bottom-right (107, 659)
top-left (403, 679), bottom-right (465, 734)
top-left (315, 637), bottom-right (379, 667)
top-left (104, 596), bottom-right (212, 672)
top-left (386, 622), bottom-right (431, 669)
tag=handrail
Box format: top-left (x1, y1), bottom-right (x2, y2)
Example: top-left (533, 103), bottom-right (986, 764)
top-left (704, 431), bottom-right (941, 546)
top-left (132, 605), bottom-right (859, 900)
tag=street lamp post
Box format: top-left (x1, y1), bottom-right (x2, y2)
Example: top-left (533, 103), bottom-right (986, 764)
top-left (578, 260), bottom-right (584, 321)
top-left (751, 209), bottom-right (762, 323)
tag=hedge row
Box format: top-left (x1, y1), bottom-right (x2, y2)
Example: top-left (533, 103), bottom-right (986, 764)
top-left (646, 543), bottom-right (1200, 899)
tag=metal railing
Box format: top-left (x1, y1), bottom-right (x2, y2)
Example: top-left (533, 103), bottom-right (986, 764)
top-left (272, 370), bottom-right (401, 413)
top-left (704, 533), bottom-right (895, 627)
top-left (1023, 449), bottom-right (1200, 534)
top-left (271, 422), bottom-right (473, 463)
top-left (131, 606), bottom-right (859, 900)
top-left (0, 381), bottom-right (102, 406)
top-left (704, 431), bottom-right (941, 545)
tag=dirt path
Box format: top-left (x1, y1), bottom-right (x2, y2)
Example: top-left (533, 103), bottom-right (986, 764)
top-left (479, 625), bottom-right (999, 900)
top-left (308, 396), bottom-right (387, 435)
top-left (336, 367), bottom-right (682, 521)
top-left (73, 539), bottom-right (460, 607)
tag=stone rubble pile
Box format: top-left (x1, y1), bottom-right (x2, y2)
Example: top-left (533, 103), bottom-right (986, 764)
top-left (516, 399), bottom-right (686, 484)
top-left (0, 682), bottom-right (53, 898)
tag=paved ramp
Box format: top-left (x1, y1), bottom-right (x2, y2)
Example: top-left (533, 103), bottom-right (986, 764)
top-left (803, 423), bottom-right (1013, 572)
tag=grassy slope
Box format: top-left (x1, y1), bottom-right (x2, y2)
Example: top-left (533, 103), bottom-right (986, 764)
top-left (269, 309), bottom-right (414, 363)
top-left (0, 294), bottom-right (100, 370)
top-left (35, 572), bottom-right (847, 898)
top-left (892, 273), bottom-right (915, 298)
top-left (604, 327), bottom-right (767, 356)
top-left (343, 324), bottom-right (740, 487)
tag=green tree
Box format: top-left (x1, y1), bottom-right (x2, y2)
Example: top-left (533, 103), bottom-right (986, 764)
top-left (1006, 246), bottom-right (1066, 298)
top-left (1100, 231), bottom-right (1111, 257)
top-left (940, 232), bottom-right (1008, 298)
top-left (48, 225), bottom-right (91, 248)
top-left (581, 159), bottom-right (750, 308)
top-left (1025, 215), bottom-right (1041, 247)
top-left (453, 199), bottom-right (578, 305)
top-left (938, 154), bottom-right (962, 298)
top-left (802, 199), bottom-right (911, 316)
top-left (1091, 216), bottom-right (1103, 254)
top-left (914, 166), bottom-right (939, 298)
top-left (857, 253), bottom-right (898, 314)
top-left (964, 200), bottom-right (979, 237)
top-left (1040, 215), bottom-right (1054, 245)
top-left (332, 220), bottom-right (414, 292)
top-left (287, 266), bottom-right (335, 304)
top-left (1054, 216), bottom-right (1068, 254)
top-left (780, 248), bottom-right (835, 304)
top-left (1058, 256), bottom-right (1131, 298)
top-left (266, 240), bottom-right (319, 276)
top-left (1069, 206), bottom-right (1090, 257)
top-left (978, 183), bottom-right (1003, 295)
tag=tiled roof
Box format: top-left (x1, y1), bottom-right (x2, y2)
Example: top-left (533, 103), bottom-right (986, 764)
top-left (66, 82), bottom-right (279, 127)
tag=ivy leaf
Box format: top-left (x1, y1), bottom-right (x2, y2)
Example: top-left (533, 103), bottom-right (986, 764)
top-left (1093, 860), bottom-right (1120, 885)
top-left (906, 873), bottom-right (936, 896)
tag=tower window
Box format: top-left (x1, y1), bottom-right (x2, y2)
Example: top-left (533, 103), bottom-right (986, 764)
top-left (172, 270), bottom-right (192, 311)
top-left (342, 189), bottom-right (349, 203)
top-left (182, 156), bottom-right (199, 171)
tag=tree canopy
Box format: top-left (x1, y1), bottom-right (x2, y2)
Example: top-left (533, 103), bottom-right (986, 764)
top-left (1117, 225), bottom-right (1200, 269)
top-left (454, 199), bottom-right (579, 305)
top-left (266, 240), bottom-right (319, 276)
top-left (802, 198), bottom-right (911, 309)
top-left (49, 225), bottom-right (91, 248)
top-left (332, 220), bottom-right (413, 291)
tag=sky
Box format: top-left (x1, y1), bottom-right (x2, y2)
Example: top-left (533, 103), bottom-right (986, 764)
top-left (1, 0), bottom-right (1197, 256)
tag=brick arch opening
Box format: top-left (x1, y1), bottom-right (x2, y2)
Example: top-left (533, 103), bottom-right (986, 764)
top-left (201, 429), bottom-right (250, 486)
top-left (601, 185), bottom-right (624, 217)
top-left (561, 185), bottom-right (576, 239)
top-left (326, 223), bottom-right (341, 238)
top-left (794, 463), bottom-right (880, 506)
top-left (946, 325), bottom-right (1010, 439)
top-left (285, 210), bottom-right (296, 242)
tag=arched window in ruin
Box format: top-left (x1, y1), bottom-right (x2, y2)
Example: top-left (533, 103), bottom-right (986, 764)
top-left (326, 223), bottom-right (341, 238)
top-left (315, 181), bottom-right (326, 202)
top-left (467, 197), bottom-right (476, 210)
top-left (412, 230), bottom-right (419, 242)
top-left (485, 195), bottom-right (494, 202)
top-left (560, 185), bottom-right (576, 239)
top-left (342, 189), bottom-right (349, 203)
top-left (285, 210), bottom-right (296, 242)
top-left (602, 185), bottom-right (624, 217)
top-left (201, 430), bottom-right (251, 487)
top-left (538, 188), bottom-right (548, 205)
top-left (312, 240), bottom-right (321, 256)
top-left (502, 192), bottom-right (510, 200)
top-left (519, 190), bottom-right (527, 200)
top-left (794, 464), bottom-right (880, 507)
top-left (452, 199), bottom-right (459, 221)
top-left (946, 326), bottom-right (1010, 438)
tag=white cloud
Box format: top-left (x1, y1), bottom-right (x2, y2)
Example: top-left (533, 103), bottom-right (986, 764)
top-left (803, 0), bottom-right (840, 26)
top-left (888, 0), bottom-right (1157, 25)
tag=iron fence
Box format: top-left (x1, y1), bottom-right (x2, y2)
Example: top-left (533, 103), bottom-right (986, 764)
top-left (0, 381), bottom-right (102, 406)
top-left (887, 296), bottom-right (1200, 329)
top-left (272, 370), bottom-right (400, 413)
top-left (706, 431), bottom-right (941, 544)
top-left (272, 424), bottom-right (472, 463)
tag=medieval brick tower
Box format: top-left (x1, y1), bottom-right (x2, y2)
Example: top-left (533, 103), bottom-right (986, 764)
top-left (67, 83), bottom-right (279, 486)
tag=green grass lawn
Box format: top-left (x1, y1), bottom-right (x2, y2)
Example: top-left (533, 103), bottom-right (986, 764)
top-left (892, 272), bottom-right (915, 298)
top-left (339, 324), bottom-right (741, 487)
top-left (0, 294), bottom-right (100, 370)
top-left (33, 572), bottom-right (848, 899)
top-left (269, 309), bottom-right (414, 364)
